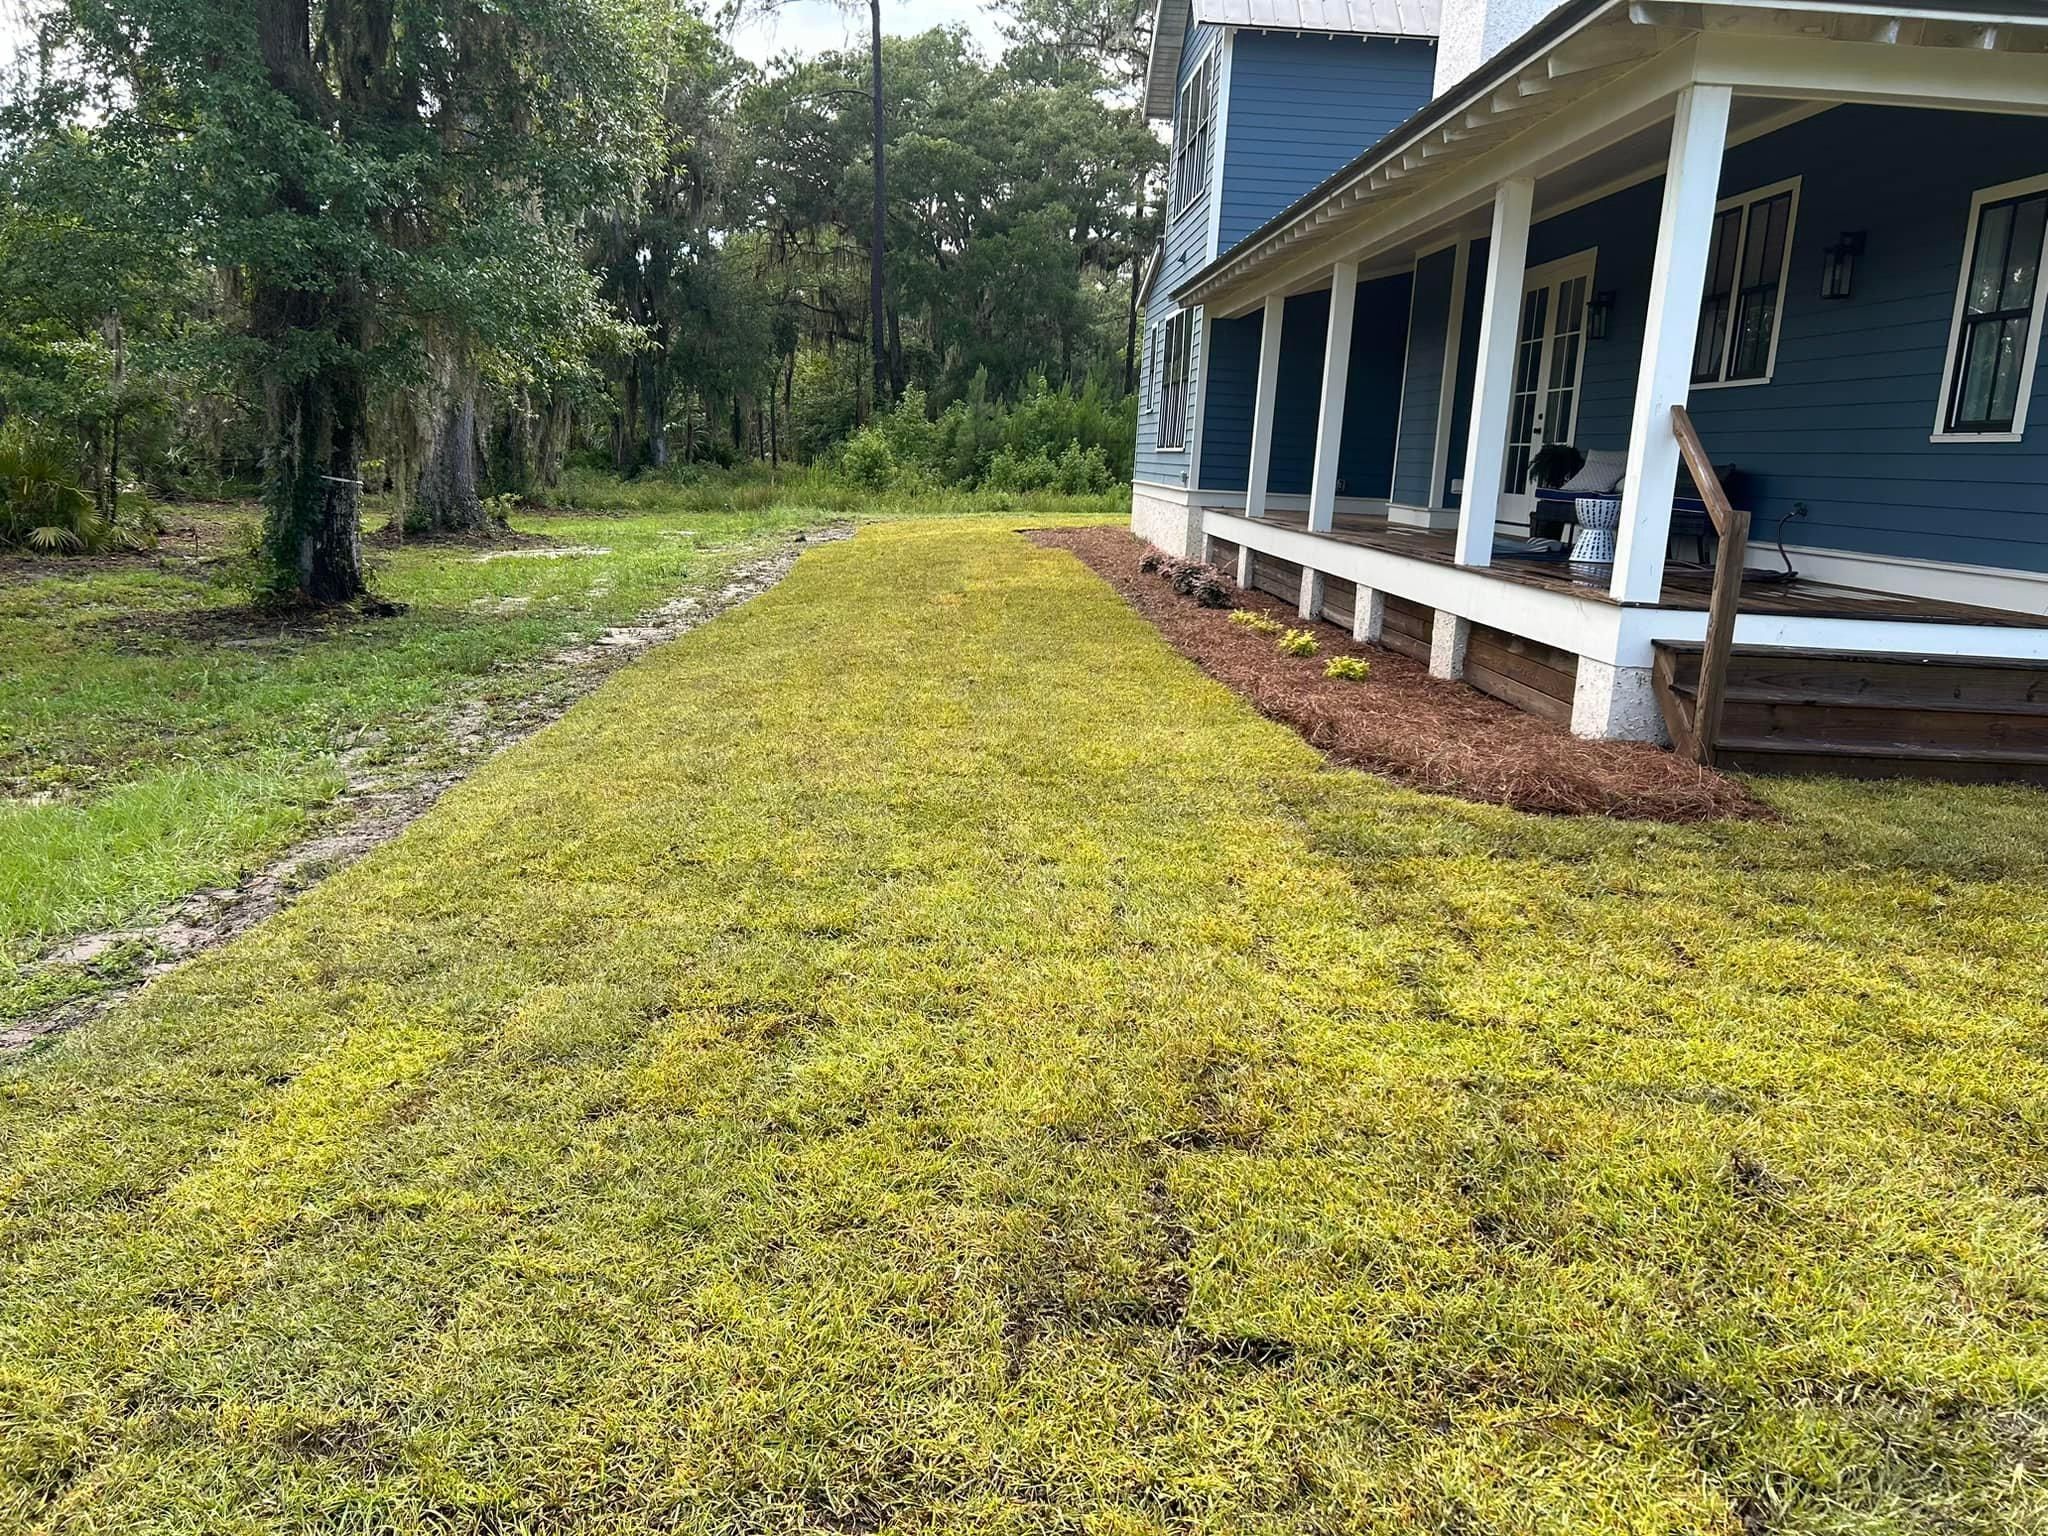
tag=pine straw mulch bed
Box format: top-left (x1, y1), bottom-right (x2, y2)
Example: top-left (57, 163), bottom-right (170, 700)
top-left (1026, 526), bottom-right (1765, 823)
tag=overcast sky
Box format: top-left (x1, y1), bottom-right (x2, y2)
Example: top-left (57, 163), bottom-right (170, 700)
top-left (0, 1), bottom-right (1010, 72)
top-left (728, 0), bottom-right (1006, 63)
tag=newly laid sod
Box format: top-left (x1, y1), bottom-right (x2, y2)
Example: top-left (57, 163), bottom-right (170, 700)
top-left (4, 521), bottom-right (2047, 1532)
top-left (1, 495), bottom-right (835, 1025)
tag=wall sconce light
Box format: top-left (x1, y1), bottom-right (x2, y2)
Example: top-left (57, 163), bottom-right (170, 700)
top-left (1587, 291), bottom-right (1615, 341)
top-left (1820, 232), bottom-right (1865, 300)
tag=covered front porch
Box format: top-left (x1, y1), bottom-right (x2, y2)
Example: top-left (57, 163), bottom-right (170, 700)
top-left (1144, 0), bottom-right (2048, 764)
top-left (1203, 502), bottom-right (2048, 755)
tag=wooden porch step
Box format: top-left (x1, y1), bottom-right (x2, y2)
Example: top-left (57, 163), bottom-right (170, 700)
top-left (1664, 681), bottom-right (2048, 717)
top-left (1652, 640), bottom-right (2048, 781)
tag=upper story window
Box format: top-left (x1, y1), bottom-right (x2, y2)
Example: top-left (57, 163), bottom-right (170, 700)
top-left (1936, 175), bottom-right (2048, 441)
top-left (1170, 53), bottom-right (1219, 217)
top-left (1156, 311), bottom-right (1191, 450)
top-left (1692, 177), bottom-right (1799, 387)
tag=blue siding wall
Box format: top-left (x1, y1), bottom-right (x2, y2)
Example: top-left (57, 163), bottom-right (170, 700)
top-left (1196, 272), bottom-right (1412, 496)
top-left (1441, 236), bottom-right (1490, 509)
top-left (1198, 311), bottom-right (1262, 489)
top-left (1391, 246), bottom-right (1456, 504)
top-left (1524, 105), bottom-right (2048, 572)
top-left (1134, 23), bottom-right (1223, 489)
top-left (1217, 34), bottom-right (1437, 253)
top-left (1138, 24), bottom-right (1437, 493)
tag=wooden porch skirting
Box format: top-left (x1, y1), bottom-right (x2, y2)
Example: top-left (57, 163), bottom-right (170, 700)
top-left (1380, 596), bottom-right (1432, 663)
top-left (1467, 626), bottom-right (1579, 725)
top-left (1250, 552), bottom-right (1302, 608)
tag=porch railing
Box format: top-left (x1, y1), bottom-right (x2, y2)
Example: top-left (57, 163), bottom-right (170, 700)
top-left (1671, 405), bottom-right (1750, 768)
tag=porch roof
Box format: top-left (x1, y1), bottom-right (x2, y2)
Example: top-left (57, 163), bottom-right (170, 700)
top-left (1174, 0), bottom-right (2048, 310)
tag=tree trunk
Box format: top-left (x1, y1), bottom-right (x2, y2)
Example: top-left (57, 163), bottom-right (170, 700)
top-left (869, 0), bottom-right (889, 412)
top-left (263, 366), bottom-right (369, 605)
top-left (645, 393), bottom-right (668, 469)
top-left (536, 389), bottom-right (571, 488)
top-left (768, 379), bottom-right (779, 469)
top-left (101, 311), bottom-right (125, 522)
top-left (1124, 183), bottom-right (1148, 396)
top-left (415, 383), bottom-right (488, 533)
top-left (1124, 250), bottom-right (1141, 396)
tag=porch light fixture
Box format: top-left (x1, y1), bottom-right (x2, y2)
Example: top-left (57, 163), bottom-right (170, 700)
top-left (1820, 231), bottom-right (1865, 300)
top-left (1587, 291), bottom-right (1615, 341)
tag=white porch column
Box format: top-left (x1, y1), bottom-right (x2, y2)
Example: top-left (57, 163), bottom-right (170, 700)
top-left (1429, 610), bottom-right (1471, 680)
top-left (1353, 586), bottom-right (1385, 644)
top-left (1308, 259), bottom-right (1359, 533)
top-left (1298, 569), bottom-right (1326, 621)
top-left (1453, 176), bottom-right (1535, 570)
top-left (1244, 294), bottom-right (1285, 521)
top-left (1610, 84), bottom-right (1732, 604)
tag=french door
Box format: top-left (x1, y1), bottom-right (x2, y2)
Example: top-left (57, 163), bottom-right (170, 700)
top-left (1500, 250), bottom-right (1596, 529)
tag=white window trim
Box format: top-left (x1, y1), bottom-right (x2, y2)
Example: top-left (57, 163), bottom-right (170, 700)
top-left (1156, 309), bottom-right (1190, 453)
top-left (1691, 174), bottom-right (1802, 391)
top-left (1203, 31), bottom-right (1234, 260)
top-left (1171, 49), bottom-right (1212, 217)
top-left (1931, 169), bottom-right (2048, 445)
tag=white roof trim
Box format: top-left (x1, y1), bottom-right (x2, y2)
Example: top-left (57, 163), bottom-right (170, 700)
top-left (1145, 0), bottom-right (1196, 120)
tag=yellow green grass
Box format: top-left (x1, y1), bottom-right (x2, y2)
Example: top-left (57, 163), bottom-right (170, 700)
top-left (4, 519), bottom-right (2047, 1532)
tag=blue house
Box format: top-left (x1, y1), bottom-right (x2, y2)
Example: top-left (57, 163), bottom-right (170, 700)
top-left (1132, 0), bottom-right (2048, 774)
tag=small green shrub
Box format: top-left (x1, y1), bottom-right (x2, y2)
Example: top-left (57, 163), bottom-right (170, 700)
top-left (982, 444), bottom-right (1059, 493)
top-left (0, 424), bottom-right (153, 554)
top-left (1052, 442), bottom-right (1113, 495)
top-left (839, 427), bottom-right (898, 491)
top-left (1277, 628), bottom-right (1319, 658)
top-left (1230, 610), bottom-right (1285, 636)
top-left (1324, 655), bottom-right (1372, 682)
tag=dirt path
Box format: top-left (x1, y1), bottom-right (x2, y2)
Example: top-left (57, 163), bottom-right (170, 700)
top-left (4, 526), bottom-right (851, 1053)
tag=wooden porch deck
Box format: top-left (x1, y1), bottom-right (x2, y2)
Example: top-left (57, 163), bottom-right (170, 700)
top-left (1214, 507), bottom-right (2048, 629)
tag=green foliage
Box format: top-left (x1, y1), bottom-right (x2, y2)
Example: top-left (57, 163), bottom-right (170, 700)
top-left (838, 426), bottom-right (898, 491)
top-left (1278, 627), bottom-right (1320, 657)
top-left (1324, 654), bottom-right (1372, 681)
top-left (788, 349), bottom-right (865, 464)
top-left (1230, 610), bottom-right (1286, 636)
top-left (0, 423), bottom-right (151, 554)
top-left (1052, 442), bottom-right (1114, 494)
top-left (875, 387), bottom-right (940, 472)
top-left (981, 444), bottom-right (1059, 493)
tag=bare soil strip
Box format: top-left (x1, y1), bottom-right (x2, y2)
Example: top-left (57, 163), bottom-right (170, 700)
top-left (1028, 525), bottom-right (1762, 822)
top-left (4, 526), bottom-right (850, 1052)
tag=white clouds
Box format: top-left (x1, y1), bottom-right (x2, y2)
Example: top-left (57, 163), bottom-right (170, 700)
top-left (726, 0), bottom-right (1006, 65)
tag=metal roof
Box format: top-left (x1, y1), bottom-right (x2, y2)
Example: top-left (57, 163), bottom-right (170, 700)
top-left (1173, 0), bottom-right (2048, 306)
top-left (1144, 0), bottom-right (1440, 118)
top-left (1192, 0), bottom-right (1440, 36)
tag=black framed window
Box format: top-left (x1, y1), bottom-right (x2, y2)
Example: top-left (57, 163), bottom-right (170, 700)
top-left (1943, 189), bottom-right (2047, 435)
top-left (1728, 191), bottom-right (1793, 380)
top-left (1691, 181), bottom-right (1797, 385)
top-left (1691, 207), bottom-right (1741, 383)
top-left (1170, 54), bottom-right (1218, 216)
top-left (1156, 311), bottom-right (1191, 450)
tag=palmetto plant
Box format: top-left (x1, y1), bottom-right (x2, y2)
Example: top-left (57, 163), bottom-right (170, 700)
top-left (0, 423), bottom-right (143, 554)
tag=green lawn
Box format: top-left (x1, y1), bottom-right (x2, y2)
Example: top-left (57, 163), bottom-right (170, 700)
top-left (5, 520), bottom-right (2047, 1532)
top-left (2, 478), bottom-right (1116, 1027)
